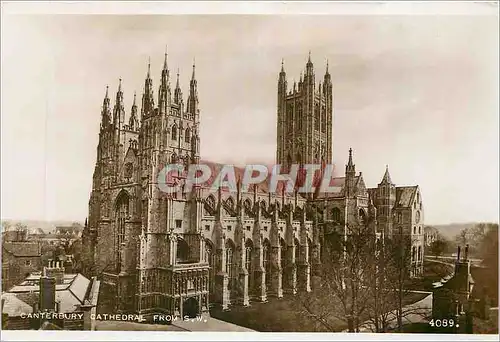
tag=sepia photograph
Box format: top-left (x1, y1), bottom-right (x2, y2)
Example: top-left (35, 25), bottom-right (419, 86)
top-left (1, 1), bottom-right (498, 341)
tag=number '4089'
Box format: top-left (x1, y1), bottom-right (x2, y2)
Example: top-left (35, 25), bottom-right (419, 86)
top-left (429, 319), bottom-right (456, 328)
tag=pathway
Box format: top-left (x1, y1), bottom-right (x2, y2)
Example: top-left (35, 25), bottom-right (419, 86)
top-left (343, 293), bottom-right (433, 332)
top-left (172, 316), bottom-right (256, 332)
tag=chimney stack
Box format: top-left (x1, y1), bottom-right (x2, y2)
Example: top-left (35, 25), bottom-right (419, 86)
top-left (464, 244), bottom-right (469, 261)
top-left (457, 246), bottom-right (461, 261)
top-left (44, 260), bottom-right (65, 285)
top-left (39, 276), bottom-right (56, 312)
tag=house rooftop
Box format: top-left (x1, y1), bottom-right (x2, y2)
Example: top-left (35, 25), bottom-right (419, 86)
top-left (2, 241), bottom-right (42, 257)
top-left (2, 272), bottom-right (93, 316)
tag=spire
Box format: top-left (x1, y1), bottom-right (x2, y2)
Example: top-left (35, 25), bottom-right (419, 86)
top-left (113, 78), bottom-right (125, 128)
top-left (188, 60), bottom-right (199, 115)
top-left (174, 68), bottom-right (183, 104)
top-left (163, 45), bottom-right (168, 70)
top-left (115, 78), bottom-right (123, 104)
top-left (147, 56), bottom-right (151, 78)
top-left (159, 46), bottom-right (171, 112)
top-left (306, 51), bottom-right (314, 76)
top-left (325, 58), bottom-right (331, 79)
top-left (191, 57), bottom-right (196, 80)
top-left (100, 85), bottom-right (111, 129)
top-left (142, 58), bottom-right (155, 116)
top-left (348, 148), bottom-right (353, 167)
top-left (345, 147), bottom-right (355, 176)
top-left (129, 91), bottom-right (139, 131)
top-left (278, 58), bottom-right (286, 89)
top-left (380, 165), bottom-right (393, 185)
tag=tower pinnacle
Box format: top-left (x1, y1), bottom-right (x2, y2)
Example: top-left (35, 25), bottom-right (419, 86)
top-left (147, 56), bottom-right (151, 78)
top-left (346, 148), bottom-right (356, 176)
top-left (192, 57), bottom-right (196, 80)
top-left (380, 165), bottom-right (393, 185)
top-left (164, 46), bottom-right (168, 70)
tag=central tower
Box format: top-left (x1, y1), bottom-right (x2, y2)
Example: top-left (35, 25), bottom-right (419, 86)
top-left (276, 53), bottom-right (333, 168)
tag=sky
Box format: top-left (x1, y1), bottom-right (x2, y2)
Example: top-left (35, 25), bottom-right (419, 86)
top-left (1, 3), bottom-right (498, 225)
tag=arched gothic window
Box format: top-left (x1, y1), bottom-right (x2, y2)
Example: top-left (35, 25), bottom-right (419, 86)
top-left (314, 103), bottom-right (320, 131)
top-left (297, 104), bottom-right (303, 131)
top-left (170, 153), bottom-right (177, 164)
top-left (115, 192), bottom-right (129, 273)
top-left (225, 240), bottom-right (234, 288)
top-left (245, 239), bottom-right (253, 287)
top-left (332, 208), bottom-right (341, 222)
top-left (307, 238), bottom-right (313, 264)
top-left (359, 209), bottom-right (367, 226)
top-left (171, 125), bottom-right (177, 141)
top-left (321, 105), bottom-right (326, 133)
top-left (243, 199), bottom-right (252, 215)
top-left (280, 238), bottom-right (287, 268)
top-left (260, 201), bottom-right (267, 211)
top-left (226, 197), bottom-right (235, 210)
top-left (185, 127), bottom-right (191, 143)
top-left (205, 241), bottom-right (216, 302)
top-left (177, 239), bottom-right (190, 263)
top-left (294, 238), bottom-right (300, 264)
top-left (263, 239), bottom-right (271, 289)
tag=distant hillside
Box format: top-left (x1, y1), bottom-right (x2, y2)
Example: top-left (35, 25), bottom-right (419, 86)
top-left (430, 223), bottom-right (486, 241)
top-left (1, 220), bottom-right (83, 234)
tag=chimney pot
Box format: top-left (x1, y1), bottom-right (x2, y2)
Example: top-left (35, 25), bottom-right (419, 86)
top-left (465, 244), bottom-right (469, 261)
top-left (457, 246), bottom-right (461, 261)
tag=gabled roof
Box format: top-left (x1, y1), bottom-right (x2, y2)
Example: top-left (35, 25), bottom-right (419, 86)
top-left (395, 186), bottom-right (418, 208)
top-left (2, 241), bottom-right (42, 257)
top-left (1, 293), bottom-right (34, 317)
top-left (4, 272), bottom-right (94, 315)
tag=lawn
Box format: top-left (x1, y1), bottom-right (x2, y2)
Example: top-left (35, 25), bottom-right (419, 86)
top-left (211, 290), bottom-right (430, 332)
top-left (211, 294), bottom-right (344, 332)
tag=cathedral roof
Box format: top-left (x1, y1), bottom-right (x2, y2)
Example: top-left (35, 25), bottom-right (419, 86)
top-left (395, 186), bottom-right (418, 208)
top-left (314, 176), bottom-right (358, 199)
top-left (196, 160), bottom-right (333, 197)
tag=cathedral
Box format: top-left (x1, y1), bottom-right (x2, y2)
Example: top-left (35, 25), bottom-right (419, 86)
top-left (82, 51), bottom-right (425, 319)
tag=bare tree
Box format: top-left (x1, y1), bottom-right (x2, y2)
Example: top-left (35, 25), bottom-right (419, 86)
top-left (294, 210), bottom-right (377, 332)
top-left (14, 223), bottom-right (28, 241)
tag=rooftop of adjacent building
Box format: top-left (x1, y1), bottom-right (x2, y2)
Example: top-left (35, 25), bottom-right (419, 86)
top-left (2, 263), bottom-right (94, 316)
top-left (433, 245), bottom-right (477, 296)
top-left (2, 241), bottom-right (42, 257)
